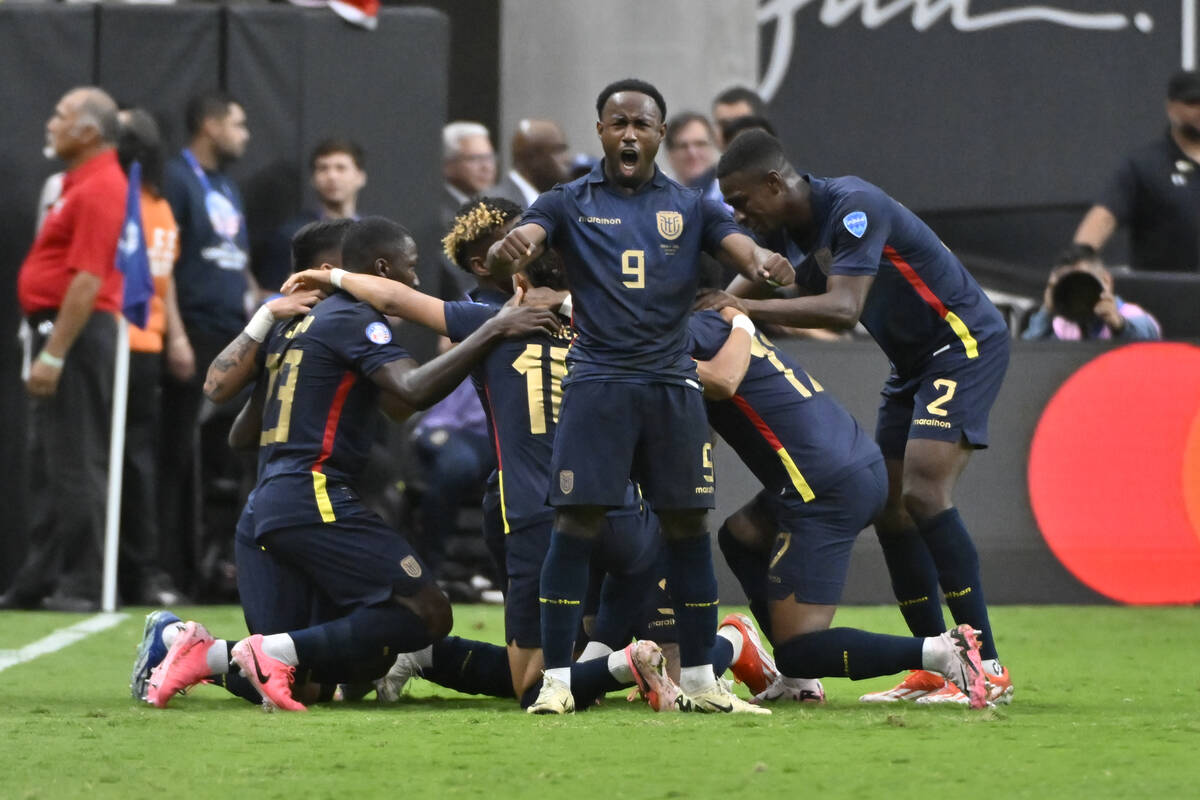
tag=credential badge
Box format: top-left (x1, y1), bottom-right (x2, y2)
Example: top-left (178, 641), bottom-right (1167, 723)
top-left (559, 470), bottom-right (574, 495)
top-left (843, 211), bottom-right (868, 239)
top-left (656, 211), bottom-right (683, 240)
top-left (365, 321), bottom-right (392, 344)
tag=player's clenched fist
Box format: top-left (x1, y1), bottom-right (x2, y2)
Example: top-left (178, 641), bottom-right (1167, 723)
top-left (757, 251), bottom-right (795, 287)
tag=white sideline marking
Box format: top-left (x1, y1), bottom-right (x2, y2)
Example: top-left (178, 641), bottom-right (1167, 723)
top-left (0, 612), bottom-right (128, 673)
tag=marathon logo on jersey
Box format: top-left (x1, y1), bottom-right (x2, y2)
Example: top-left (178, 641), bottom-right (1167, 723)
top-left (365, 321), bottom-right (392, 344)
top-left (559, 470), bottom-right (574, 495)
top-left (579, 215), bottom-right (622, 225)
top-left (400, 556), bottom-right (423, 578)
top-left (656, 211), bottom-right (683, 241)
top-left (843, 211), bottom-right (868, 238)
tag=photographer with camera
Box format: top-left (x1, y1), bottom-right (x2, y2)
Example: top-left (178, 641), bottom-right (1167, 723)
top-left (1022, 245), bottom-right (1162, 341)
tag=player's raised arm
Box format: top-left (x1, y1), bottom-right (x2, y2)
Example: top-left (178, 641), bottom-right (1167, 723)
top-left (285, 267), bottom-right (450, 336)
top-left (486, 222), bottom-right (548, 280)
top-left (370, 287), bottom-right (561, 413)
top-left (694, 306), bottom-right (755, 400)
top-left (203, 289), bottom-right (322, 404)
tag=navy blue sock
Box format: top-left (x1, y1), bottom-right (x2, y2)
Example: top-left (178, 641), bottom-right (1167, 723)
top-left (590, 571), bottom-right (645, 650)
top-left (666, 534), bottom-right (719, 667)
top-left (422, 636), bottom-right (514, 698)
top-left (774, 628), bottom-right (924, 680)
top-left (919, 508), bottom-right (998, 661)
top-left (716, 525), bottom-right (772, 642)
top-left (569, 656), bottom-right (624, 708)
top-left (289, 603), bottom-right (434, 665)
top-left (710, 636), bottom-right (734, 677)
top-left (539, 531), bottom-right (594, 668)
top-left (876, 527), bottom-right (946, 637)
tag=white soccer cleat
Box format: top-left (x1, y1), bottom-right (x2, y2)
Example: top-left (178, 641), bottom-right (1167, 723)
top-left (752, 675), bottom-right (825, 704)
top-left (680, 678), bottom-right (771, 715)
top-left (916, 665), bottom-right (1013, 707)
top-left (527, 673), bottom-right (575, 715)
top-left (858, 669), bottom-right (946, 703)
top-left (921, 624), bottom-right (986, 709)
top-left (374, 651), bottom-right (422, 703)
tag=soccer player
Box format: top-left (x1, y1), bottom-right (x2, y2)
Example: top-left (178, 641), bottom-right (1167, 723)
top-left (144, 217), bottom-right (561, 711)
top-left (285, 199), bottom-right (691, 712)
top-left (688, 310), bottom-right (987, 708)
top-left (698, 130), bottom-right (1013, 705)
top-left (486, 79), bottom-right (793, 715)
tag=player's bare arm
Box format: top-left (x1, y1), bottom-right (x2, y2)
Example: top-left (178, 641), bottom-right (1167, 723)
top-left (694, 306), bottom-right (754, 400)
top-left (227, 381), bottom-right (267, 450)
top-left (203, 289), bottom-right (322, 404)
top-left (486, 223), bottom-right (548, 280)
top-left (717, 232), bottom-right (795, 287)
top-left (696, 273), bottom-right (873, 331)
top-left (284, 268), bottom-right (449, 335)
top-left (370, 288), bottom-right (561, 414)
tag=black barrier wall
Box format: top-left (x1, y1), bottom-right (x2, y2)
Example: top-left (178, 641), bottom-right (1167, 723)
top-left (0, 5), bottom-right (448, 587)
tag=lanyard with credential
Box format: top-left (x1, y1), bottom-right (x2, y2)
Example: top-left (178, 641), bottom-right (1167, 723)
top-left (182, 148), bottom-right (244, 244)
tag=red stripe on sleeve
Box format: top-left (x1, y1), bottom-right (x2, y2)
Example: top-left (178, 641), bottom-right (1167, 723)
top-left (312, 372), bottom-right (357, 473)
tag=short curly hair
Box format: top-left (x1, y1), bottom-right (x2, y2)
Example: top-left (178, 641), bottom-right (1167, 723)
top-left (441, 196), bottom-right (523, 270)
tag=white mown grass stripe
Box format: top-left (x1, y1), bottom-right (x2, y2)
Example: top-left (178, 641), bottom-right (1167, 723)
top-left (0, 612), bottom-right (128, 673)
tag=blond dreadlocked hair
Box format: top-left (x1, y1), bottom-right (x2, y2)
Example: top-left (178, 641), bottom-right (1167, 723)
top-left (441, 196), bottom-right (522, 270)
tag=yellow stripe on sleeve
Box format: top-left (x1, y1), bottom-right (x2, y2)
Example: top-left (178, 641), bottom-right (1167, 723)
top-left (777, 448), bottom-right (816, 502)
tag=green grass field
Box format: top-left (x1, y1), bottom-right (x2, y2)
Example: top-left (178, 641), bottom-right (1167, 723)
top-left (1, 604), bottom-right (1196, 800)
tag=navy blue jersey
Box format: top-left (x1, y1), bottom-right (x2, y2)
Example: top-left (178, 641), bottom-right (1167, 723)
top-left (252, 292), bottom-right (412, 533)
top-left (444, 295), bottom-right (572, 530)
top-left (764, 176), bottom-right (1007, 378)
top-left (687, 311), bottom-right (880, 499)
top-left (521, 161), bottom-right (740, 385)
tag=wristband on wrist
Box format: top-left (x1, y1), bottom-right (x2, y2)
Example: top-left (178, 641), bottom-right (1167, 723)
top-left (730, 314), bottom-right (755, 336)
top-left (243, 305), bottom-right (277, 343)
top-left (37, 350), bottom-right (65, 369)
top-left (329, 268), bottom-right (347, 290)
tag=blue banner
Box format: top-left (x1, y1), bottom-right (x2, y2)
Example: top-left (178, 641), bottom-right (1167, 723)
top-left (116, 161), bottom-right (154, 329)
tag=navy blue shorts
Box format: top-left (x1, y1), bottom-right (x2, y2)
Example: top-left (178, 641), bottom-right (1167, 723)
top-left (234, 499), bottom-right (341, 635)
top-left (256, 505), bottom-right (433, 613)
top-left (875, 335), bottom-right (1010, 460)
top-left (549, 381), bottom-right (714, 510)
top-left (764, 458), bottom-right (887, 605)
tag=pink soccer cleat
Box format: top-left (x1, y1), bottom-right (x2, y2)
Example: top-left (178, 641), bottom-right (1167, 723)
top-left (625, 640), bottom-right (684, 712)
top-left (231, 635), bottom-right (306, 712)
top-left (145, 621), bottom-right (215, 709)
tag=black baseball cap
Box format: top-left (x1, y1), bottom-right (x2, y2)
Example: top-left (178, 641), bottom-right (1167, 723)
top-left (1167, 70), bottom-right (1200, 102)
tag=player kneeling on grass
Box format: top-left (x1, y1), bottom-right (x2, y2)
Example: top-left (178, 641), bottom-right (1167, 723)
top-left (686, 308), bottom-right (989, 709)
top-left (282, 199), bottom-right (699, 713)
top-left (135, 217), bottom-right (561, 711)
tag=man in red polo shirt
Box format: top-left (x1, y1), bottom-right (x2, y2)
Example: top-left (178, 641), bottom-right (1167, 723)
top-left (0, 87), bottom-right (127, 612)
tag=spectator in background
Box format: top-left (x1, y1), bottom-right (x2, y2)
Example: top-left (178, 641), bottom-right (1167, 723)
top-left (160, 91), bottom-right (253, 599)
top-left (260, 137), bottom-right (367, 292)
top-left (664, 112), bottom-right (718, 190)
top-left (1, 87), bottom-right (125, 612)
top-left (490, 119), bottom-right (571, 209)
top-left (441, 121), bottom-right (497, 299)
top-left (115, 109), bottom-right (192, 606)
top-left (711, 85), bottom-right (767, 151)
top-left (1074, 70), bottom-right (1200, 272)
top-left (442, 121), bottom-right (496, 229)
top-left (1022, 245), bottom-right (1162, 341)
